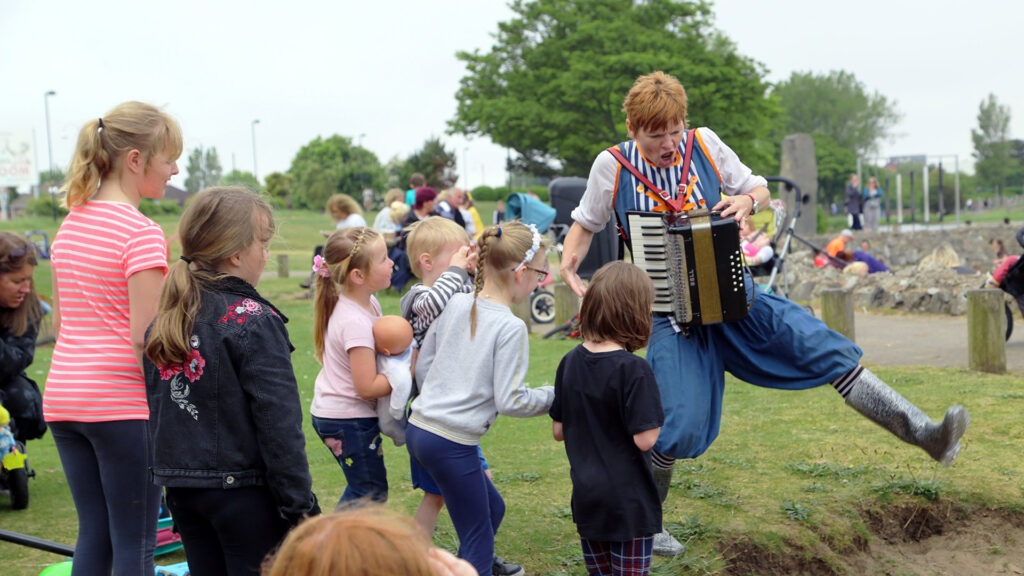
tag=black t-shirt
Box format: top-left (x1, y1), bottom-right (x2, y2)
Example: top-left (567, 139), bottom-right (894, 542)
top-left (549, 345), bottom-right (664, 542)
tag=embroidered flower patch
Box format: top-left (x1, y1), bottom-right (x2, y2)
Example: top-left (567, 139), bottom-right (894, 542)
top-left (221, 298), bottom-right (264, 324)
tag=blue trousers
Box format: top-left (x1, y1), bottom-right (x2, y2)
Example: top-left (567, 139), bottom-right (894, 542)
top-left (407, 424), bottom-right (504, 576)
top-left (648, 288), bottom-right (862, 458)
top-left (311, 415), bottom-right (388, 505)
top-left (50, 420), bottom-right (162, 576)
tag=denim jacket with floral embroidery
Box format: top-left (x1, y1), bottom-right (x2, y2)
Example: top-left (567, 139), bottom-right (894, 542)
top-left (143, 275), bottom-right (317, 522)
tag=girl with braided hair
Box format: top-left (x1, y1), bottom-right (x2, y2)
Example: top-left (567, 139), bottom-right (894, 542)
top-left (405, 221), bottom-right (555, 575)
top-left (310, 226), bottom-right (400, 505)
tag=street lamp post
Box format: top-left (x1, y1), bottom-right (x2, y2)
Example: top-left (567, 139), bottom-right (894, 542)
top-left (251, 119), bottom-right (260, 184)
top-left (44, 90), bottom-right (57, 221)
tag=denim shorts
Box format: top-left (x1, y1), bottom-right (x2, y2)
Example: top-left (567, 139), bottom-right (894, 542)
top-left (311, 415), bottom-right (388, 504)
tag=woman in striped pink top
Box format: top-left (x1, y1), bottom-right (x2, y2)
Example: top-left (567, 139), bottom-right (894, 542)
top-left (45, 101), bottom-right (182, 576)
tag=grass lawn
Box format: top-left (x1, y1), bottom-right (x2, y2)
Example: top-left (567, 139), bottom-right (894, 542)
top-left (2, 208), bottom-right (1022, 575)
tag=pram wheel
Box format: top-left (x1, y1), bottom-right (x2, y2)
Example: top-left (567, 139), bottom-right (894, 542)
top-left (8, 466), bottom-right (28, 509)
top-left (530, 289), bottom-right (556, 324)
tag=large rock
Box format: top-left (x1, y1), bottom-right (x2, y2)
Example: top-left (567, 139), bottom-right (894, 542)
top-left (760, 222), bottom-right (1019, 316)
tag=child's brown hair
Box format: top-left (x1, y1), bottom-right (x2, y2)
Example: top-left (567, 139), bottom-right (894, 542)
top-left (312, 226), bottom-right (381, 361)
top-left (579, 261), bottom-right (654, 352)
top-left (146, 187), bottom-right (274, 366)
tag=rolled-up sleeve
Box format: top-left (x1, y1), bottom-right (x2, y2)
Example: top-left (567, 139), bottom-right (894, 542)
top-left (570, 151), bottom-right (619, 234)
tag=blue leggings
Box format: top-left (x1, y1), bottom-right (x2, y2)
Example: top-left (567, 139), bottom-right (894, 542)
top-left (50, 420), bottom-right (162, 576)
top-left (407, 424), bottom-right (505, 576)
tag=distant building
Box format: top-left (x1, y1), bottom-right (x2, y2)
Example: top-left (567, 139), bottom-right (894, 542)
top-left (163, 183), bottom-right (189, 206)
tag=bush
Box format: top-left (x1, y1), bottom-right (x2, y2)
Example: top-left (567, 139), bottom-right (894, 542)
top-left (138, 199), bottom-right (183, 217)
top-left (27, 196), bottom-right (69, 218)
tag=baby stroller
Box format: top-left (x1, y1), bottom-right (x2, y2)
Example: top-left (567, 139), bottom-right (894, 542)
top-left (0, 428), bottom-right (32, 510)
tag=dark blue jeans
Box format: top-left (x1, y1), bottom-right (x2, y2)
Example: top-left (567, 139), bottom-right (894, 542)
top-left (406, 424), bottom-right (505, 576)
top-left (166, 486), bottom-right (290, 576)
top-left (311, 415), bottom-right (388, 505)
top-left (49, 420), bottom-right (161, 576)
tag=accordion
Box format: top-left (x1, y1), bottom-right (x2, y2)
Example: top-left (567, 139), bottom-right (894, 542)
top-left (626, 210), bottom-right (748, 326)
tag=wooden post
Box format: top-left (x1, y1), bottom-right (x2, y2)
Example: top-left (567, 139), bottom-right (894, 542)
top-left (277, 253), bottom-right (290, 279)
top-left (967, 289), bottom-right (1006, 374)
top-left (821, 288), bottom-right (855, 342)
top-left (554, 283), bottom-right (580, 327)
top-left (512, 299), bottom-right (533, 332)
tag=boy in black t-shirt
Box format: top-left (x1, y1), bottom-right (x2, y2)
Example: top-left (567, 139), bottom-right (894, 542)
top-left (550, 261), bottom-right (664, 576)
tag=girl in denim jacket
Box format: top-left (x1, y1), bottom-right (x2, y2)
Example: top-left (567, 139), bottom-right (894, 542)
top-left (144, 187), bottom-right (319, 576)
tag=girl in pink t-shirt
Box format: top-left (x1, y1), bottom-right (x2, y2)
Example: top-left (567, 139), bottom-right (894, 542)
top-left (310, 226), bottom-right (399, 505)
top-left (46, 101), bottom-right (182, 576)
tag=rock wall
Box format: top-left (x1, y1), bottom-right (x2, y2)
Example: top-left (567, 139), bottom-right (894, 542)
top-left (766, 221), bottom-right (1021, 316)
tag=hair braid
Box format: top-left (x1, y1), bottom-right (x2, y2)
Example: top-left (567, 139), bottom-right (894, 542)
top-left (470, 226), bottom-right (499, 339)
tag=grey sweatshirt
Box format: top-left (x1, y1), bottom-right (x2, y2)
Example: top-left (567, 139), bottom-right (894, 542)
top-left (410, 293), bottom-right (554, 445)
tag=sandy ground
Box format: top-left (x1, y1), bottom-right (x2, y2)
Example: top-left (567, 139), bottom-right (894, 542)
top-left (852, 309), bottom-right (1024, 372)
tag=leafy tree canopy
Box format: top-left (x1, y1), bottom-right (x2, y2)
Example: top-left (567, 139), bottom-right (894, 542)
top-left (395, 137), bottom-right (459, 190)
top-left (184, 146), bottom-right (223, 194)
top-left (287, 135), bottom-right (385, 210)
top-left (771, 70), bottom-right (901, 158)
top-left (448, 0), bottom-right (778, 176)
top-left (220, 170), bottom-right (259, 191)
top-left (971, 93), bottom-right (1013, 193)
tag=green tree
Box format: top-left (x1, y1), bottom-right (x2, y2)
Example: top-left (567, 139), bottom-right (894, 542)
top-left (220, 170), bottom-right (260, 191)
top-left (448, 0), bottom-right (778, 177)
top-left (771, 70), bottom-right (902, 158)
top-left (184, 146), bottom-right (223, 193)
top-left (264, 172), bottom-right (293, 201)
top-left (810, 133), bottom-right (858, 208)
top-left (971, 94), bottom-right (1012, 197)
top-left (397, 137), bottom-right (458, 190)
top-left (288, 135), bottom-right (384, 210)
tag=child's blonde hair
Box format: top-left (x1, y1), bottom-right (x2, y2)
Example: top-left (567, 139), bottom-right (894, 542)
top-left (404, 216), bottom-right (470, 278)
top-left (146, 187), bottom-right (274, 367)
top-left (326, 193), bottom-right (362, 217)
top-left (261, 505), bottom-right (435, 576)
top-left (313, 226), bottom-right (381, 361)
top-left (471, 221), bottom-right (549, 337)
top-left (579, 261), bottom-right (654, 352)
top-left (389, 202), bottom-right (410, 226)
top-left (63, 101), bottom-right (183, 207)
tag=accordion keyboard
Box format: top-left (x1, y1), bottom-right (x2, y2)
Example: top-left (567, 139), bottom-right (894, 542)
top-left (626, 212), bottom-right (676, 315)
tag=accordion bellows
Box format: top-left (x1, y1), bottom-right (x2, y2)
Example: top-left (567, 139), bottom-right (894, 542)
top-left (627, 210), bottom-right (748, 326)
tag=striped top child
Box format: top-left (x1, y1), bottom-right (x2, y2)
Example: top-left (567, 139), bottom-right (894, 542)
top-left (43, 201), bottom-right (168, 422)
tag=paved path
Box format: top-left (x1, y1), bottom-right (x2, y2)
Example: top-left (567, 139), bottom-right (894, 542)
top-left (531, 308), bottom-right (1024, 372)
top-left (852, 309), bottom-right (1023, 372)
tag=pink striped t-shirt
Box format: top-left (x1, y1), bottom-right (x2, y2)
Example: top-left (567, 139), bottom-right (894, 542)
top-left (43, 201), bottom-right (168, 422)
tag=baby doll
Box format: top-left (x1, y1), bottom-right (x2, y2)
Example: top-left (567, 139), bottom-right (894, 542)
top-left (373, 316), bottom-right (414, 446)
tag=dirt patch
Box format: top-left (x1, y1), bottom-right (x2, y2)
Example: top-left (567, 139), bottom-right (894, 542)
top-left (719, 503), bottom-right (1024, 575)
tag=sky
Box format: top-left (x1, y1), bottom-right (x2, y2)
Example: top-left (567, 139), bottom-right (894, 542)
top-left (2, 0), bottom-right (1021, 193)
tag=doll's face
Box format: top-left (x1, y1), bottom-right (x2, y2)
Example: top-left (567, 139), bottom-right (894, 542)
top-left (373, 316), bottom-right (413, 356)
